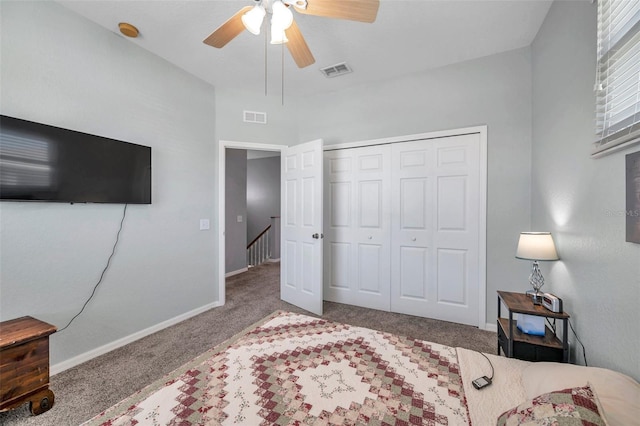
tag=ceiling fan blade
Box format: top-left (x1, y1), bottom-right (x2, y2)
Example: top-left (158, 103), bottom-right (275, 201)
top-left (294, 0), bottom-right (379, 23)
top-left (285, 20), bottom-right (315, 68)
top-left (203, 6), bottom-right (253, 48)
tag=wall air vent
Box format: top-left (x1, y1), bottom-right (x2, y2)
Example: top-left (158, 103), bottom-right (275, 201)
top-left (243, 110), bottom-right (267, 124)
top-left (320, 62), bottom-right (353, 78)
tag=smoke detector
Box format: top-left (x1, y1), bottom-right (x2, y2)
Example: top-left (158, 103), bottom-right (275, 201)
top-left (119, 22), bottom-right (139, 38)
top-left (320, 62), bottom-right (352, 78)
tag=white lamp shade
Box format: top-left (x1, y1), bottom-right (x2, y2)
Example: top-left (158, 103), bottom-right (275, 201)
top-left (271, 1), bottom-right (293, 30)
top-left (241, 5), bottom-right (265, 35)
top-left (270, 24), bottom-right (288, 44)
top-left (516, 232), bottom-right (559, 261)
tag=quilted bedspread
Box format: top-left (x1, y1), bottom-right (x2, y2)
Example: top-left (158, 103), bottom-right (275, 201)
top-left (83, 311), bottom-right (471, 425)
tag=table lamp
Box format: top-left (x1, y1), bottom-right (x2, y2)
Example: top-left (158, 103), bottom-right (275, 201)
top-left (515, 232), bottom-right (559, 304)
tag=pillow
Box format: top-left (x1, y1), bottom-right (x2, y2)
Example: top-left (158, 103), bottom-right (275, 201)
top-left (497, 384), bottom-right (607, 426)
top-left (521, 362), bottom-right (640, 426)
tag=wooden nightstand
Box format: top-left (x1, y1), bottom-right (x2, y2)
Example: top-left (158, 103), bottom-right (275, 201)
top-left (497, 291), bottom-right (570, 363)
top-left (0, 316), bottom-right (57, 415)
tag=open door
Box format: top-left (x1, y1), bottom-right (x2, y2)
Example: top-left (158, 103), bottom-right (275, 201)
top-left (280, 139), bottom-right (324, 315)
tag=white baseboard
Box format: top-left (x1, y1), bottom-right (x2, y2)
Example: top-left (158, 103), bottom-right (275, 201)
top-left (268, 258), bottom-right (280, 263)
top-left (485, 322), bottom-right (497, 333)
top-left (51, 300), bottom-right (223, 376)
top-left (225, 267), bottom-right (248, 278)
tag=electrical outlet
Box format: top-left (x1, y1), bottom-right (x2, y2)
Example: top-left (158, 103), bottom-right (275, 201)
top-left (200, 219), bottom-right (210, 230)
top-left (237, 215), bottom-right (243, 223)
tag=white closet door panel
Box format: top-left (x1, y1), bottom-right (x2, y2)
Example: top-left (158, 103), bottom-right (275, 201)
top-left (398, 246), bottom-right (429, 299)
top-left (359, 153), bottom-right (384, 171)
top-left (324, 150), bottom-right (355, 303)
top-left (329, 182), bottom-right (351, 227)
top-left (400, 178), bottom-right (428, 229)
top-left (324, 131), bottom-right (484, 326)
top-left (437, 176), bottom-right (467, 232)
top-left (391, 134), bottom-right (480, 325)
top-left (328, 242), bottom-right (350, 289)
top-left (391, 140), bottom-right (435, 316)
top-left (437, 145), bottom-right (469, 168)
top-left (358, 243), bottom-right (384, 294)
top-left (359, 180), bottom-right (383, 228)
top-left (431, 134), bottom-right (480, 325)
top-left (437, 248), bottom-right (467, 305)
top-left (323, 145), bottom-right (391, 311)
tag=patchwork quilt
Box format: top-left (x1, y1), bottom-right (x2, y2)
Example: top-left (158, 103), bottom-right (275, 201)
top-left (83, 311), bottom-right (471, 425)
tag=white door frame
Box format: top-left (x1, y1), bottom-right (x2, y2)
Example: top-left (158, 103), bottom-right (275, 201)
top-left (217, 140), bottom-right (286, 306)
top-left (323, 125), bottom-right (488, 329)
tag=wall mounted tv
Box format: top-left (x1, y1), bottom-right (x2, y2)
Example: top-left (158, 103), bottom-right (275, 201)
top-left (0, 115), bottom-right (151, 204)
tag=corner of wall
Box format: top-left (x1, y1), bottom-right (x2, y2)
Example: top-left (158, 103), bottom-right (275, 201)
top-left (530, 0), bottom-right (639, 380)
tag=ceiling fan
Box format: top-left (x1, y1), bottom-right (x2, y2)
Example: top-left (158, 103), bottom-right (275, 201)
top-left (203, 0), bottom-right (380, 69)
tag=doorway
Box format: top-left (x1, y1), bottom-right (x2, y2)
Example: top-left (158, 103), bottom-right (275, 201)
top-left (218, 141), bottom-right (285, 305)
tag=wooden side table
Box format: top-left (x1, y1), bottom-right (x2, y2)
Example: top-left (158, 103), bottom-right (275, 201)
top-left (0, 316), bottom-right (57, 415)
top-left (497, 291), bottom-right (570, 363)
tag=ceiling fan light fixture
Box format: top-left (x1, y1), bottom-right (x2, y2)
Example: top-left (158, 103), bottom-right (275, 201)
top-left (271, 0), bottom-right (293, 30)
top-left (241, 4), bottom-right (266, 35)
top-left (270, 24), bottom-right (289, 44)
top-left (204, 0), bottom-right (379, 68)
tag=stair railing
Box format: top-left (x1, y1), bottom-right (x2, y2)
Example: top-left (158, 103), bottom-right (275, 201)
top-left (247, 225), bottom-right (271, 267)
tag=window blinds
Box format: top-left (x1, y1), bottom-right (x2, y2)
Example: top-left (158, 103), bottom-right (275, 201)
top-left (594, 0), bottom-right (640, 157)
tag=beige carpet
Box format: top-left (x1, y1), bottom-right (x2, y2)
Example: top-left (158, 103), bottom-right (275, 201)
top-left (1, 262), bottom-right (496, 425)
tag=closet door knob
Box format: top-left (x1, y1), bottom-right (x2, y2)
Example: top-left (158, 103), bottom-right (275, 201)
top-left (412, 237), bottom-right (417, 241)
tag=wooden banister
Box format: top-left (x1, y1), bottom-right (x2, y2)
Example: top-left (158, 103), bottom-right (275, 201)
top-left (247, 225), bottom-right (271, 249)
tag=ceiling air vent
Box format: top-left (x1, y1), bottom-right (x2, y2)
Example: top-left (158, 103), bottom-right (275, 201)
top-left (320, 62), bottom-right (353, 78)
top-left (243, 110), bottom-right (267, 124)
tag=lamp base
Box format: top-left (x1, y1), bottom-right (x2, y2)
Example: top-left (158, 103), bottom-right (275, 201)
top-left (527, 260), bottom-right (545, 305)
top-left (525, 289), bottom-right (542, 305)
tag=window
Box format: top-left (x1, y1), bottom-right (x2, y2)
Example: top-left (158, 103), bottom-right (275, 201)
top-left (594, 0), bottom-right (640, 157)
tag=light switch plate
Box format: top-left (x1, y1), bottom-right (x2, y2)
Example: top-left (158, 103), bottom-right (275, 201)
top-left (200, 219), bottom-right (210, 230)
top-left (237, 215), bottom-right (243, 223)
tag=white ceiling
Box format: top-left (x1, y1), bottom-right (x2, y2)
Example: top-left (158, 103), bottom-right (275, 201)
top-left (58, 0), bottom-right (553, 97)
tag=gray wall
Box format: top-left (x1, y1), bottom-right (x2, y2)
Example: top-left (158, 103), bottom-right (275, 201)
top-left (5, 0), bottom-right (637, 382)
top-left (247, 156), bottom-right (281, 244)
top-left (215, 87), bottom-right (298, 145)
top-left (0, 2), bottom-right (217, 366)
top-left (298, 48), bottom-right (534, 325)
top-left (225, 149), bottom-right (248, 274)
top-left (531, 1), bottom-right (640, 380)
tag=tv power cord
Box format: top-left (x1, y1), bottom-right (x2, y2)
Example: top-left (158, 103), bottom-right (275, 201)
top-left (58, 204), bottom-right (128, 332)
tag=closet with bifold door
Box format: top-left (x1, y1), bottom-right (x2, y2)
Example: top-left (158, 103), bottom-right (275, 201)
top-left (323, 131), bottom-right (484, 327)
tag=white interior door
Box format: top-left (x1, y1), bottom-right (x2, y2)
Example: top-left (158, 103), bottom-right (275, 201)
top-left (323, 145), bottom-right (391, 310)
top-left (390, 134), bottom-right (481, 326)
top-left (280, 139), bottom-right (324, 315)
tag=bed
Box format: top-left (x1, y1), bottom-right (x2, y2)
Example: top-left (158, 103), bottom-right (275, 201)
top-left (459, 348), bottom-right (639, 425)
top-left (83, 311), bottom-right (639, 425)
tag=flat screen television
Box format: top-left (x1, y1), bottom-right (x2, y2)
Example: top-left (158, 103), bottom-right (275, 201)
top-left (0, 115), bottom-right (151, 204)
